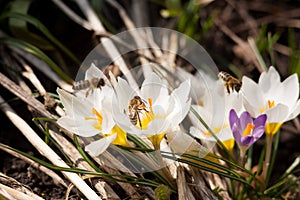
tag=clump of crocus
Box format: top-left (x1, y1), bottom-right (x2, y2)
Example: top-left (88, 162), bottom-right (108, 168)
top-left (242, 66), bottom-right (300, 135)
top-left (229, 109), bottom-right (267, 160)
top-left (57, 64), bottom-right (128, 157)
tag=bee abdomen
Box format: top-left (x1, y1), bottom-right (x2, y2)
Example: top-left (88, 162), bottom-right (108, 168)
top-left (72, 80), bottom-right (90, 90)
top-left (218, 71), bottom-right (232, 81)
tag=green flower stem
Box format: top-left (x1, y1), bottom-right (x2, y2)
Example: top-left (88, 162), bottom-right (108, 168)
top-left (263, 134), bottom-right (273, 182)
top-left (266, 131), bottom-right (280, 185)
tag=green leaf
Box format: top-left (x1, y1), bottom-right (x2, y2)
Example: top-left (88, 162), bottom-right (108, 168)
top-left (8, 0), bottom-right (53, 50)
top-left (1, 12), bottom-right (81, 65)
top-left (155, 184), bottom-right (171, 200)
top-left (0, 37), bottom-right (73, 83)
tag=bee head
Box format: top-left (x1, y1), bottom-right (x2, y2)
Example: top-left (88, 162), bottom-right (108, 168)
top-left (234, 83), bottom-right (242, 92)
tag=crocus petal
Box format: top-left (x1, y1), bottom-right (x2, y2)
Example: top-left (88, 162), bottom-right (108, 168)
top-left (141, 72), bottom-right (169, 106)
top-left (279, 74), bottom-right (299, 108)
top-left (229, 109), bottom-right (238, 130)
top-left (232, 124), bottom-right (242, 144)
top-left (167, 80), bottom-right (191, 118)
top-left (239, 112), bottom-right (253, 131)
top-left (240, 136), bottom-right (255, 146)
top-left (253, 114), bottom-right (267, 127)
top-left (265, 103), bottom-right (289, 123)
top-left (145, 118), bottom-right (170, 136)
top-left (252, 125), bottom-right (265, 139)
top-left (85, 63), bottom-right (102, 80)
top-left (57, 88), bottom-right (74, 116)
top-left (259, 66), bottom-right (281, 93)
top-left (57, 117), bottom-right (99, 137)
top-left (242, 76), bottom-right (265, 117)
top-left (85, 134), bottom-right (117, 156)
top-left (287, 100), bottom-right (300, 121)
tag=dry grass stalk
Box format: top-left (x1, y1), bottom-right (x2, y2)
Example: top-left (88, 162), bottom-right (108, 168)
top-left (0, 182), bottom-right (44, 200)
top-left (0, 145), bottom-right (67, 188)
top-left (0, 95), bottom-right (101, 200)
top-left (74, 0), bottom-right (139, 91)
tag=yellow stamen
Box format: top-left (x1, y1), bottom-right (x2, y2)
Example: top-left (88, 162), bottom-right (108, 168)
top-left (92, 108), bottom-right (103, 121)
top-left (85, 108), bottom-right (103, 130)
top-left (198, 100), bottom-right (204, 107)
top-left (268, 100), bottom-right (275, 109)
top-left (260, 99), bottom-right (276, 113)
top-left (243, 123), bottom-right (255, 136)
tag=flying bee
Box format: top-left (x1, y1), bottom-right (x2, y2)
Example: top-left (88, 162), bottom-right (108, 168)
top-left (128, 96), bottom-right (148, 129)
top-left (72, 77), bottom-right (105, 97)
top-left (218, 71), bottom-right (242, 94)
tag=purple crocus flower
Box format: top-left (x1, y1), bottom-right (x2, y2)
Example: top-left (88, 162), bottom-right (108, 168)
top-left (229, 109), bottom-right (267, 147)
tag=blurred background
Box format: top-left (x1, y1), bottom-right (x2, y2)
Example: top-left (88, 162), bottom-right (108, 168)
top-left (0, 0), bottom-right (299, 199)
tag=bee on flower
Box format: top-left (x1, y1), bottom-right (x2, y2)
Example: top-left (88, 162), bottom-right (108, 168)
top-left (242, 66), bottom-right (300, 135)
top-left (57, 64), bottom-right (128, 156)
top-left (112, 72), bottom-right (191, 149)
top-left (189, 74), bottom-right (244, 152)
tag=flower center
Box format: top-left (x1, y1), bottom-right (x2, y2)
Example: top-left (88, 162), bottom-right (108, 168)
top-left (139, 98), bottom-right (165, 129)
top-left (242, 123), bottom-right (255, 136)
top-left (203, 124), bottom-right (229, 136)
top-left (260, 99), bottom-right (275, 113)
top-left (85, 108), bottom-right (103, 130)
top-left (268, 100), bottom-right (275, 108)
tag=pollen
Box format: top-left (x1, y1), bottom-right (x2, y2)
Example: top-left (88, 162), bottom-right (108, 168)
top-left (243, 123), bottom-right (255, 136)
top-left (260, 100), bottom-right (275, 113)
top-left (268, 100), bottom-right (275, 109)
top-left (84, 108), bottom-right (103, 130)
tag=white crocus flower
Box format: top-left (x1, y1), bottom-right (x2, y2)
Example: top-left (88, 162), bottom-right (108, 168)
top-left (112, 72), bottom-right (191, 149)
top-left (57, 64), bottom-right (127, 156)
top-left (190, 79), bottom-right (244, 151)
top-left (242, 66), bottom-right (300, 135)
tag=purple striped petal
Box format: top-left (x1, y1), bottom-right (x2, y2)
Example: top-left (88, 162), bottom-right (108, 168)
top-left (239, 111), bottom-right (253, 131)
top-left (240, 136), bottom-right (255, 146)
top-left (229, 109), bottom-right (267, 147)
top-left (254, 114), bottom-right (267, 127)
top-left (229, 109), bottom-right (238, 130)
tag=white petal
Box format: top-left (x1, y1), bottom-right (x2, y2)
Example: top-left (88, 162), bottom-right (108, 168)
top-left (287, 100), bottom-right (300, 121)
top-left (108, 71), bottom-right (118, 88)
top-left (278, 74), bottom-right (299, 108)
top-left (115, 77), bottom-right (136, 111)
top-left (259, 66), bottom-right (281, 93)
top-left (190, 126), bottom-right (215, 141)
top-left (168, 99), bottom-right (191, 127)
top-left (166, 130), bottom-right (196, 154)
top-left (189, 105), bottom-right (212, 131)
top-left (141, 73), bottom-right (168, 105)
top-left (242, 76), bottom-right (265, 117)
top-left (57, 117), bottom-right (99, 137)
top-left (176, 68), bottom-right (207, 102)
top-left (144, 118), bottom-right (170, 136)
top-left (167, 80), bottom-right (191, 116)
top-left (57, 88), bottom-right (74, 116)
top-left (85, 134), bottom-right (117, 156)
top-left (265, 103), bottom-right (290, 123)
top-left (85, 63), bottom-right (102, 80)
top-left (216, 127), bottom-right (234, 141)
top-left (101, 109), bottom-right (115, 134)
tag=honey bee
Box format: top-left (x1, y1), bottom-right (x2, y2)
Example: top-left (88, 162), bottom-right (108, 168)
top-left (72, 77), bottom-right (105, 97)
top-left (128, 96), bottom-right (148, 129)
top-left (218, 71), bottom-right (242, 93)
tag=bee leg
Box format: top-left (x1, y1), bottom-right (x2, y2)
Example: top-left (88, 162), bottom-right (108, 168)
top-left (85, 88), bottom-right (91, 98)
top-left (225, 84), bottom-right (230, 94)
